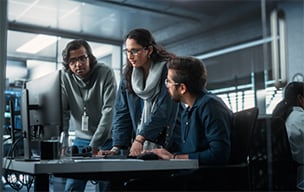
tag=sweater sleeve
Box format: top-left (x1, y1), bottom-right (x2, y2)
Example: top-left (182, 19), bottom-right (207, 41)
top-left (89, 67), bottom-right (117, 148)
top-left (61, 71), bottom-right (71, 147)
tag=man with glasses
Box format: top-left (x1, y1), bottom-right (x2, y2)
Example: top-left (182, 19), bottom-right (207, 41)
top-left (61, 39), bottom-right (117, 191)
top-left (150, 56), bottom-right (233, 190)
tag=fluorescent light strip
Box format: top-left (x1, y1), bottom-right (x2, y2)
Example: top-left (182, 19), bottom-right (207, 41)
top-left (196, 37), bottom-right (273, 60)
top-left (17, 34), bottom-right (57, 54)
top-left (16, 0), bottom-right (40, 20)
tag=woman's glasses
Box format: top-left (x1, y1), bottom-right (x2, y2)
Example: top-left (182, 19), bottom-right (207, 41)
top-left (123, 47), bottom-right (146, 56)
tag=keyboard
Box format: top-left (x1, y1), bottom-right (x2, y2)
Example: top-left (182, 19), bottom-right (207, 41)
top-left (73, 155), bottom-right (143, 163)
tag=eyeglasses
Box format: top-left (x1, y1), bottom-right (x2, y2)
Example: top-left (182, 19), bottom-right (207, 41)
top-left (165, 78), bottom-right (180, 87)
top-left (68, 55), bottom-right (88, 65)
top-left (123, 47), bottom-right (146, 56)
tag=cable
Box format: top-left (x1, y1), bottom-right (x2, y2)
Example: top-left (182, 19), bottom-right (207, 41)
top-left (5, 135), bottom-right (22, 160)
top-left (3, 135), bottom-right (35, 192)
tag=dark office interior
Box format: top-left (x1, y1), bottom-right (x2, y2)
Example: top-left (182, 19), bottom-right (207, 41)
top-left (1, 0), bottom-right (304, 191)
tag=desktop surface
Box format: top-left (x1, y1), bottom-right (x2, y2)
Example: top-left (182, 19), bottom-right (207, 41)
top-left (3, 157), bottom-right (199, 192)
top-left (3, 157), bottom-right (199, 175)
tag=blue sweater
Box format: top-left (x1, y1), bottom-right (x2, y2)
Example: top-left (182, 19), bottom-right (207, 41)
top-left (178, 90), bottom-right (232, 165)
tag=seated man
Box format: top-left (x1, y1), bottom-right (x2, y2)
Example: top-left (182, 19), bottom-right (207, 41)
top-left (153, 56), bottom-right (232, 165)
top-left (127, 56), bottom-right (233, 191)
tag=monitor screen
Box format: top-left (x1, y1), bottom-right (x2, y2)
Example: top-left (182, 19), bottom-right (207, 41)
top-left (21, 70), bottom-right (63, 160)
top-left (3, 89), bottom-right (23, 158)
top-left (4, 89), bottom-right (22, 131)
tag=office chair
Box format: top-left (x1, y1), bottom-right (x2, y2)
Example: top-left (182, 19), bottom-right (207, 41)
top-left (197, 107), bottom-right (259, 190)
top-left (230, 107), bottom-right (259, 165)
top-left (124, 107), bottom-right (259, 191)
top-left (271, 116), bottom-right (298, 190)
top-left (250, 116), bottom-right (298, 191)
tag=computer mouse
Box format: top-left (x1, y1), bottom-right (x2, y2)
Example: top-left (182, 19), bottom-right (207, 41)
top-left (136, 152), bottom-right (160, 160)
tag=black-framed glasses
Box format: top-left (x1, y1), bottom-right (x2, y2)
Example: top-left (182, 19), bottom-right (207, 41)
top-left (123, 47), bottom-right (146, 56)
top-left (68, 55), bottom-right (88, 65)
top-left (165, 78), bottom-right (180, 87)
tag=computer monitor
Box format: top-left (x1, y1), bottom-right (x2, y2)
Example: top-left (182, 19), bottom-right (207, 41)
top-left (21, 70), bottom-right (63, 160)
top-left (4, 89), bottom-right (22, 131)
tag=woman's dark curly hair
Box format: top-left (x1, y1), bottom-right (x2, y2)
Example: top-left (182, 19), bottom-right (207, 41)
top-left (62, 39), bottom-right (97, 73)
top-left (123, 28), bottom-right (175, 94)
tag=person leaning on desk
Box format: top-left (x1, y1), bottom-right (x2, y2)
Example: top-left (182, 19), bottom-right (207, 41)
top-left (99, 28), bottom-right (181, 158)
top-left (61, 39), bottom-right (117, 192)
top-left (128, 56), bottom-right (233, 191)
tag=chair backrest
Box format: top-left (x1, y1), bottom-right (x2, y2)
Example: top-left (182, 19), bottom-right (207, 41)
top-left (251, 115), bottom-right (298, 190)
top-left (270, 116), bottom-right (294, 161)
top-left (252, 115), bottom-right (293, 161)
top-left (229, 107), bottom-right (259, 164)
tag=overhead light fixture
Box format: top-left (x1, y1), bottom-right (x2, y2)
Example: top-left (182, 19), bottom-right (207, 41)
top-left (16, 34), bottom-right (57, 54)
top-left (196, 37), bottom-right (273, 60)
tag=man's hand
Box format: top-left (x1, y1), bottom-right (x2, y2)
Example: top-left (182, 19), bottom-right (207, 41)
top-left (151, 148), bottom-right (173, 159)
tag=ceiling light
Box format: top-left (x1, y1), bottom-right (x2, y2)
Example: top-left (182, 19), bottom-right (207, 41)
top-left (16, 34), bottom-right (57, 54)
top-left (196, 37), bottom-right (273, 60)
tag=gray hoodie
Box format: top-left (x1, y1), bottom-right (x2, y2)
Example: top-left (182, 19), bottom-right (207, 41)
top-left (61, 63), bottom-right (117, 148)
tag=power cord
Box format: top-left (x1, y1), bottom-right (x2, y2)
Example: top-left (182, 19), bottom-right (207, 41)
top-left (3, 135), bottom-right (35, 192)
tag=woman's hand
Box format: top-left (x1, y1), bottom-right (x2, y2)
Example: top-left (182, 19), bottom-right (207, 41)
top-left (129, 141), bottom-right (143, 156)
top-left (97, 150), bottom-right (117, 156)
top-left (92, 147), bottom-right (99, 155)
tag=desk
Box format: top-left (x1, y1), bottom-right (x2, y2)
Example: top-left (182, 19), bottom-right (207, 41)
top-left (3, 157), bottom-right (198, 191)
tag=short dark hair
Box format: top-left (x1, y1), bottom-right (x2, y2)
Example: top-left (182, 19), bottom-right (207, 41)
top-left (167, 56), bottom-right (207, 95)
top-left (273, 81), bottom-right (304, 121)
top-left (62, 39), bottom-right (97, 72)
top-left (284, 81), bottom-right (304, 104)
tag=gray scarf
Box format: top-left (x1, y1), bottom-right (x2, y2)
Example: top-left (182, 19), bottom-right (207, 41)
top-left (132, 61), bottom-right (165, 149)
